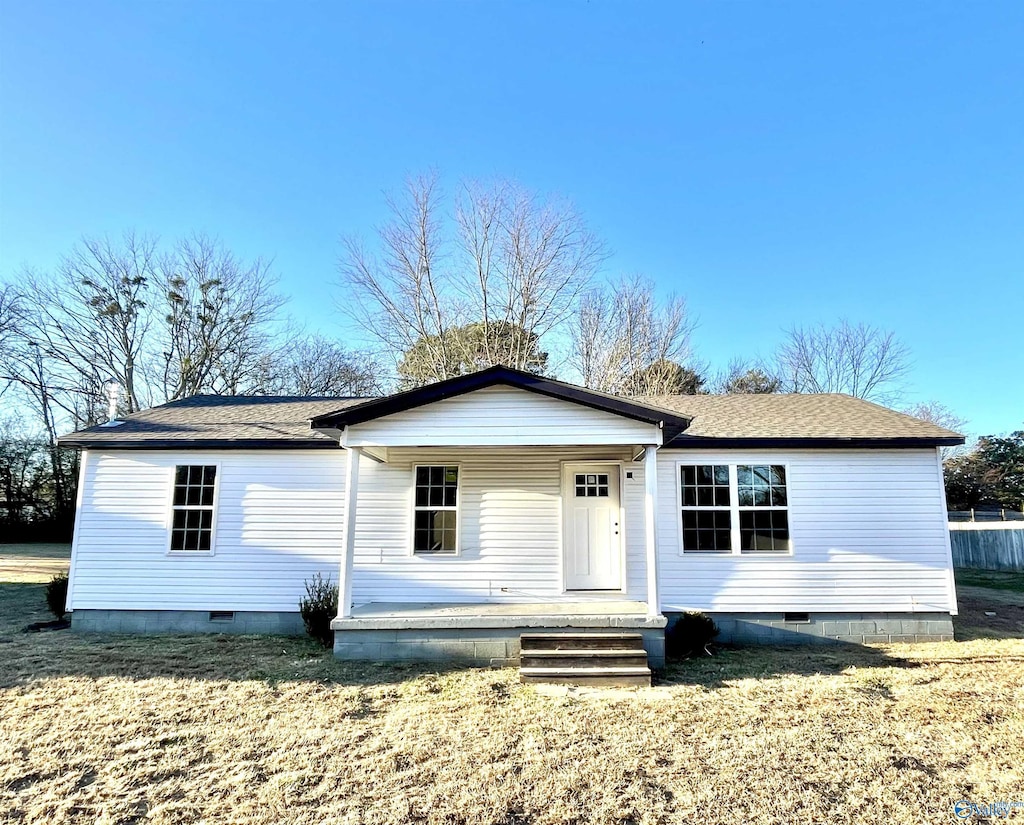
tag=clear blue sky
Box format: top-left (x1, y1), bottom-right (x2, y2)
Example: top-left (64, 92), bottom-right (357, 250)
top-left (1, 1), bottom-right (1021, 438)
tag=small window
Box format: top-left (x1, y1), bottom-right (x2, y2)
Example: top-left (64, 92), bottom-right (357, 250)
top-left (575, 473), bottom-right (610, 498)
top-left (413, 466), bottom-right (459, 554)
top-left (170, 465), bottom-right (217, 552)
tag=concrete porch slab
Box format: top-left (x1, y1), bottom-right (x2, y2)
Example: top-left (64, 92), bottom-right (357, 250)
top-left (331, 600), bottom-right (665, 631)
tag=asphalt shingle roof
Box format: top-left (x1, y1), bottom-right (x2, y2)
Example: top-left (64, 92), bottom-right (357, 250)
top-left (59, 387), bottom-right (962, 448)
top-left (59, 395), bottom-right (367, 448)
top-left (635, 393), bottom-right (962, 442)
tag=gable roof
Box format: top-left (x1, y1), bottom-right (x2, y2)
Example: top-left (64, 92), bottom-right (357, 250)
top-left (308, 365), bottom-right (694, 436)
top-left (58, 369), bottom-right (964, 450)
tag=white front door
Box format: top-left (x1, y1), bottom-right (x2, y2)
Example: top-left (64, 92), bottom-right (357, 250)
top-left (563, 464), bottom-right (622, 590)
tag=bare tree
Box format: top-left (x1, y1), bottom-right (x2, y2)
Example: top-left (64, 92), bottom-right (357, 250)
top-left (774, 319), bottom-right (910, 402)
top-left (156, 234), bottom-right (286, 398)
top-left (569, 275), bottom-right (695, 395)
top-left (339, 173), bottom-right (456, 382)
top-left (0, 285), bottom-right (22, 399)
top-left (338, 173), bottom-right (606, 384)
top-left (905, 400), bottom-right (969, 458)
top-left (1, 232), bottom-right (292, 539)
top-left (275, 335), bottom-right (386, 396)
top-left (3, 234), bottom-right (158, 420)
top-left (454, 179), bottom-right (606, 372)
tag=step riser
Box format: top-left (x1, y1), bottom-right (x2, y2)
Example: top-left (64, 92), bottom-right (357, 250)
top-left (521, 674), bottom-right (651, 687)
top-left (521, 654), bottom-right (648, 669)
top-left (520, 636), bottom-right (646, 652)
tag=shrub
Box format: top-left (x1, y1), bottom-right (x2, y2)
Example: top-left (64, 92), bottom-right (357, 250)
top-left (45, 572), bottom-right (69, 621)
top-left (665, 611), bottom-right (719, 659)
top-left (299, 573), bottom-right (339, 648)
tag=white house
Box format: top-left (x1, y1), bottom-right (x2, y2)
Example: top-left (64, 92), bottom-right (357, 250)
top-left (59, 366), bottom-right (963, 672)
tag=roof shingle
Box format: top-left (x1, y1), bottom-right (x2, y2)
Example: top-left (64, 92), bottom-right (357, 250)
top-left (59, 396), bottom-right (366, 448)
top-left (59, 386), bottom-right (963, 449)
top-left (636, 393), bottom-right (962, 442)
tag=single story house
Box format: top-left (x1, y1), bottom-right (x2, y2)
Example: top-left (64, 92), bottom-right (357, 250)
top-left (59, 366), bottom-right (964, 670)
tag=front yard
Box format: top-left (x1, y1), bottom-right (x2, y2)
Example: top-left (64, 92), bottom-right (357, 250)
top-left (1, 546), bottom-right (1022, 825)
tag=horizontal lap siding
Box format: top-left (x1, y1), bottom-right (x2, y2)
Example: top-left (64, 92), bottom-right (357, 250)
top-left (351, 447), bottom-right (648, 604)
top-left (656, 449), bottom-right (956, 613)
top-left (70, 450), bottom-right (346, 611)
top-left (346, 386), bottom-right (659, 446)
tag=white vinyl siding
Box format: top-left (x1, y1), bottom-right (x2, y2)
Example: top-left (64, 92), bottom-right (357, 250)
top-left (345, 385), bottom-right (660, 447)
top-left (68, 443), bottom-right (955, 618)
top-left (69, 450), bottom-right (346, 612)
top-left (350, 446), bottom-right (649, 604)
top-left (657, 448), bottom-right (956, 614)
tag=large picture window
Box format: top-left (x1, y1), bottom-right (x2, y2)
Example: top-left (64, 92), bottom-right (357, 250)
top-left (170, 465), bottom-right (217, 552)
top-left (680, 463), bottom-right (790, 555)
top-left (413, 465), bottom-right (459, 555)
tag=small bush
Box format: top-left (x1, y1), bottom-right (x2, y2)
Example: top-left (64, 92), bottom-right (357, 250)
top-left (45, 572), bottom-right (69, 621)
top-left (299, 573), bottom-right (339, 648)
top-left (666, 611), bottom-right (719, 659)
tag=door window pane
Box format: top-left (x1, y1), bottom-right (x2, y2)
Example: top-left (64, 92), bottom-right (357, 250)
top-left (575, 472), bottom-right (610, 497)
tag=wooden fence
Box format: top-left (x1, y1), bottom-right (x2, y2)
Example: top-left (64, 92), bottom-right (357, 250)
top-left (949, 522), bottom-right (1024, 571)
top-left (948, 509), bottom-right (1024, 522)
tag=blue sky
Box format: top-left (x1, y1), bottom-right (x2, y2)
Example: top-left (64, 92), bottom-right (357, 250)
top-left (1, 1), bottom-right (1021, 438)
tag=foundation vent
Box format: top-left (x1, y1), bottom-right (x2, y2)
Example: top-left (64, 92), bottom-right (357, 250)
top-left (209, 611), bottom-right (235, 622)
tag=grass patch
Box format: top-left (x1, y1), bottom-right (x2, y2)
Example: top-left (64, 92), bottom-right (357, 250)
top-left (956, 567), bottom-right (1024, 593)
top-left (0, 543), bottom-right (71, 584)
top-left (1, 547), bottom-right (1022, 824)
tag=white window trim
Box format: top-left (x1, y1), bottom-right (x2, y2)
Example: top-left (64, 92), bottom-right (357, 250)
top-left (676, 461), bottom-right (793, 556)
top-left (409, 463), bottom-right (462, 557)
top-left (166, 462), bottom-right (220, 556)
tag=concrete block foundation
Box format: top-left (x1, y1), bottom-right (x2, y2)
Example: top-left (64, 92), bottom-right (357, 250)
top-left (672, 611), bottom-right (955, 645)
top-left (72, 609), bottom-right (306, 636)
top-left (332, 625), bottom-right (667, 668)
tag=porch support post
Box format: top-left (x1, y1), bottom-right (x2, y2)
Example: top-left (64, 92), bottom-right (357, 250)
top-left (338, 446), bottom-right (361, 619)
top-left (643, 445), bottom-right (661, 617)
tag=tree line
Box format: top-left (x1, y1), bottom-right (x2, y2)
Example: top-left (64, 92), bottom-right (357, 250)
top-left (1, 172), bottom-right (1012, 537)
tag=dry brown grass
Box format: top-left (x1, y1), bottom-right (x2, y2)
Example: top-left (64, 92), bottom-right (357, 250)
top-left (0, 543), bottom-right (71, 584)
top-left (1, 549), bottom-right (1022, 825)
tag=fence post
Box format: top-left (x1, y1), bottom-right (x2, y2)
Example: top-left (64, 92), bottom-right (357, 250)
top-left (1001, 509), bottom-right (1006, 521)
top-left (970, 508), bottom-right (975, 523)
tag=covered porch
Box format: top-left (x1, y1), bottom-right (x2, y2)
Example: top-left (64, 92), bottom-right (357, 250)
top-left (306, 367), bottom-right (694, 668)
top-left (333, 443), bottom-right (664, 617)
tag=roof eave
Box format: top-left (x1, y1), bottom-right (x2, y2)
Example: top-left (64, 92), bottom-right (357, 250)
top-left (56, 437), bottom-right (341, 450)
top-left (663, 436), bottom-right (966, 449)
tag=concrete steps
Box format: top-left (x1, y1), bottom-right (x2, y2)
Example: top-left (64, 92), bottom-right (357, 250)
top-left (518, 632), bottom-right (651, 686)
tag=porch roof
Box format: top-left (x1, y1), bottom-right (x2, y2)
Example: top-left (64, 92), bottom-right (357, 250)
top-left (309, 365), bottom-right (693, 436)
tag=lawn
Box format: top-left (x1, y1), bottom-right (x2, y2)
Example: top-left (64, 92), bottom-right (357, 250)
top-left (956, 567), bottom-right (1024, 594)
top-left (1, 547), bottom-right (1022, 825)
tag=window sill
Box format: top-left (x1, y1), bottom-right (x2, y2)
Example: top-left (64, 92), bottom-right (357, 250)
top-left (681, 550), bottom-right (795, 558)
